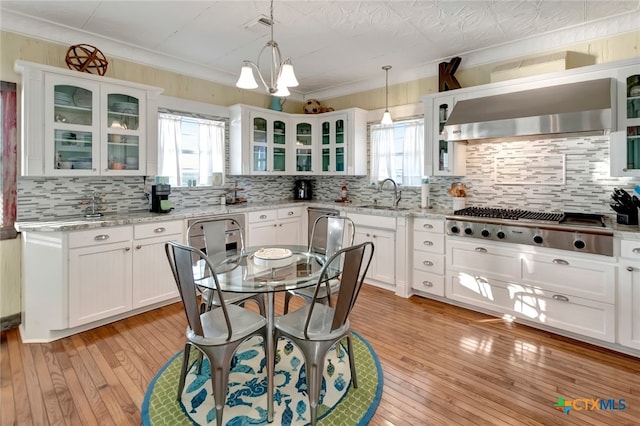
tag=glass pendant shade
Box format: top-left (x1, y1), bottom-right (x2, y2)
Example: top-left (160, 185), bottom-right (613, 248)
top-left (381, 111), bottom-right (393, 125)
top-left (279, 62), bottom-right (299, 87)
top-left (236, 65), bottom-right (258, 89)
top-left (273, 84), bottom-right (290, 97)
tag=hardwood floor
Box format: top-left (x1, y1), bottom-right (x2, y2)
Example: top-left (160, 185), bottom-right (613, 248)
top-left (2, 285), bottom-right (640, 425)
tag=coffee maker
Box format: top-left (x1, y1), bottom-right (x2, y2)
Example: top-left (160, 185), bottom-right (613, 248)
top-left (294, 179), bottom-right (313, 200)
top-left (150, 184), bottom-right (173, 213)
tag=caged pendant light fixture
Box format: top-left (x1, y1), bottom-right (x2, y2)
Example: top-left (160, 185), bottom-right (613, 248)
top-left (381, 65), bottom-right (393, 125)
top-left (235, 0), bottom-right (299, 97)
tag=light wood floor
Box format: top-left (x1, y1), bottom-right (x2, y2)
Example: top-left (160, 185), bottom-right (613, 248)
top-left (2, 285), bottom-right (640, 425)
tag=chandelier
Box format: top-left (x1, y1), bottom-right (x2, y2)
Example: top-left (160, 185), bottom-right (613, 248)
top-left (381, 65), bottom-right (393, 125)
top-left (235, 0), bottom-right (298, 97)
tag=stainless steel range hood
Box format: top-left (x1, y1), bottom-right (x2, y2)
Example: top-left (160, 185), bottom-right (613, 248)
top-left (444, 78), bottom-right (613, 142)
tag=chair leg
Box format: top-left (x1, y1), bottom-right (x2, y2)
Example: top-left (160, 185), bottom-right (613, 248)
top-left (283, 291), bottom-right (292, 314)
top-left (177, 343), bottom-right (192, 401)
top-left (346, 334), bottom-right (358, 389)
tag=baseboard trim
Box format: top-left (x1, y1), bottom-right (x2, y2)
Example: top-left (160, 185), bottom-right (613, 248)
top-left (1, 313), bottom-right (21, 331)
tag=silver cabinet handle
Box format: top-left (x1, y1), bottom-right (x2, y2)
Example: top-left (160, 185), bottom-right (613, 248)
top-left (94, 234), bottom-right (109, 241)
top-left (475, 247), bottom-right (487, 253)
top-left (287, 211), bottom-right (294, 216)
top-left (154, 227), bottom-right (166, 233)
top-left (633, 248), bottom-right (640, 253)
top-left (136, 245), bottom-right (142, 250)
top-left (423, 260), bottom-right (433, 266)
top-left (125, 247), bottom-right (131, 252)
top-left (552, 294), bottom-right (569, 302)
top-left (422, 281), bottom-right (433, 287)
top-left (627, 266), bottom-right (634, 272)
top-left (260, 214), bottom-right (267, 219)
top-left (423, 241), bottom-right (433, 246)
top-left (552, 259), bottom-right (569, 265)
top-left (423, 223), bottom-right (433, 229)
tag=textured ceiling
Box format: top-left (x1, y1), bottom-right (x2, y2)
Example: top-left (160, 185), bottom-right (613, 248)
top-left (2, 1), bottom-right (639, 99)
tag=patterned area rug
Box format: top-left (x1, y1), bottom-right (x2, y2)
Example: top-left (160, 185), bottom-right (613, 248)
top-left (142, 331), bottom-right (382, 425)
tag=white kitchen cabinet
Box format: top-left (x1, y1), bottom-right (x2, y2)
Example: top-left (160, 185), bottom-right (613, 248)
top-left (131, 221), bottom-right (182, 308)
top-left (247, 207), bottom-right (303, 247)
top-left (610, 65), bottom-right (640, 176)
top-left (411, 217), bottom-right (445, 297)
top-left (15, 60), bottom-right (162, 177)
top-left (68, 227), bottom-right (133, 327)
top-left (617, 240), bottom-right (640, 350)
top-left (422, 92), bottom-right (467, 176)
top-left (230, 104), bottom-right (367, 176)
top-left (349, 213), bottom-right (396, 289)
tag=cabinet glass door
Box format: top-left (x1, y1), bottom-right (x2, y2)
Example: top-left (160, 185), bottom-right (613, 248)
top-left (272, 120), bottom-right (286, 172)
top-left (252, 116), bottom-right (268, 172)
top-left (320, 115), bottom-right (347, 173)
top-left (50, 81), bottom-right (98, 173)
top-left (625, 74), bottom-right (640, 170)
top-left (106, 93), bottom-right (140, 172)
top-left (295, 121), bottom-right (313, 172)
top-left (437, 102), bottom-right (450, 173)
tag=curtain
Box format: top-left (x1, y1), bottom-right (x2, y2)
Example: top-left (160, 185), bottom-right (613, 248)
top-left (198, 120), bottom-right (224, 184)
top-left (370, 124), bottom-right (394, 183)
top-left (158, 113), bottom-right (182, 185)
top-left (402, 119), bottom-right (424, 186)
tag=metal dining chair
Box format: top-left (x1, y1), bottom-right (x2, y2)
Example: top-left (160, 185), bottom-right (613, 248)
top-left (165, 241), bottom-right (267, 426)
top-left (274, 241), bottom-right (374, 426)
top-left (188, 218), bottom-right (265, 315)
top-left (283, 215), bottom-right (355, 314)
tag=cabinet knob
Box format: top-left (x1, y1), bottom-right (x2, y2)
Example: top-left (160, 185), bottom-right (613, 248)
top-left (136, 245), bottom-right (142, 250)
top-left (552, 259), bottom-right (569, 265)
top-left (552, 294), bottom-right (569, 302)
top-left (422, 281), bottom-right (433, 287)
top-left (423, 224), bottom-right (433, 229)
top-left (423, 260), bottom-right (433, 266)
top-left (475, 247), bottom-right (487, 253)
top-left (125, 247), bottom-right (131, 252)
top-left (154, 227), bottom-right (166, 233)
top-left (632, 248), bottom-right (640, 254)
top-left (260, 214), bottom-right (267, 219)
top-left (627, 266), bottom-right (634, 272)
top-left (366, 233), bottom-right (371, 237)
top-left (287, 211), bottom-right (294, 216)
top-left (423, 241), bottom-right (433, 246)
top-left (94, 234), bottom-right (109, 241)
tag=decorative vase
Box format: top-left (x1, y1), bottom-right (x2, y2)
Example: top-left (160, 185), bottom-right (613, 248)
top-left (452, 197), bottom-right (466, 211)
top-left (269, 96), bottom-right (283, 111)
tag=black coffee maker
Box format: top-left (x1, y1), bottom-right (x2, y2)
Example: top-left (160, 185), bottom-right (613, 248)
top-left (150, 184), bottom-right (173, 213)
top-left (294, 179), bottom-right (313, 200)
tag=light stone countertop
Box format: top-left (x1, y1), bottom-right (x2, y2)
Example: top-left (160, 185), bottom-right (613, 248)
top-left (14, 200), bottom-right (451, 232)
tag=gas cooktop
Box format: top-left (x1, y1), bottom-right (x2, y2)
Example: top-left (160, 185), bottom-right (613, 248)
top-left (450, 207), bottom-right (607, 228)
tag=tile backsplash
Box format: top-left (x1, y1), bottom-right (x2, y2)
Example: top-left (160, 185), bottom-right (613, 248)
top-left (16, 134), bottom-right (640, 221)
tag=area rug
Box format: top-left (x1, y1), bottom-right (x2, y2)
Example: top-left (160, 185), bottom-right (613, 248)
top-left (142, 331), bottom-right (382, 425)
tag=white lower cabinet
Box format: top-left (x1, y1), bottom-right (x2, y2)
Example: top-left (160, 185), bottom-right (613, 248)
top-left (247, 207), bottom-right (303, 247)
top-left (349, 213), bottom-right (396, 289)
top-left (411, 217), bottom-right (445, 297)
top-left (446, 237), bottom-right (616, 343)
top-left (617, 240), bottom-right (640, 350)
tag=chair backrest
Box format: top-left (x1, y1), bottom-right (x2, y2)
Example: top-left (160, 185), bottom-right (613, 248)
top-left (165, 241), bottom-right (233, 340)
top-left (303, 241), bottom-right (374, 337)
top-left (187, 217), bottom-right (246, 256)
top-left (308, 215), bottom-right (355, 258)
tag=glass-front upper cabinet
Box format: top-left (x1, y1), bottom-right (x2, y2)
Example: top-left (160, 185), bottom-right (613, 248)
top-left (319, 112), bottom-right (348, 174)
top-left (293, 118), bottom-right (314, 173)
top-left (44, 75), bottom-right (100, 175)
top-left (250, 111), bottom-right (287, 173)
top-left (102, 84), bottom-right (145, 174)
top-left (612, 67), bottom-right (640, 176)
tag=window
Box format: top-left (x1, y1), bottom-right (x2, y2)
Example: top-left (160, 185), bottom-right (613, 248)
top-left (370, 118), bottom-right (424, 186)
top-left (158, 111), bottom-right (225, 187)
top-left (1, 81), bottom-right (18, 240)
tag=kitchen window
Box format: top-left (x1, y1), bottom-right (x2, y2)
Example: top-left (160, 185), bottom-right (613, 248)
top-left (1, 81), bottom-right (17, 240)
top-left (158, 111), bottom-right (225, 187)
top-left (370, 118), bottom-right (424, 186)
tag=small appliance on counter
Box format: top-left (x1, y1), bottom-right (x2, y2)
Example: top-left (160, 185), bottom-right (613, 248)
top-left (150, 184), bottom-right (173, 213)
top-left (610, 187), bottom-right (639, 225)
top-left (294, 179), bottom-right (313, 200)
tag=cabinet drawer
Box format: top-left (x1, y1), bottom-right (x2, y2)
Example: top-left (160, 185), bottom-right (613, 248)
top-left (349, 213), bottom-right (396, 230)
top-left (413, 252), bottom-right (445, 274)
top-left (412, 270), bottom-right (444, 297)
top-left (68, 226), bottom-right (132, 248)
top-left (413, 217), bottom-right (444, 233)
top-left (447, 238), bottom-right (519, 281)
top-left (134, 220), bottom-right (183, 240)
top-left (414, 231), bottom-right (444, 254)
top-left (520, 254), bottom-right (615, 303)
top-left (621, 239), bottom-right (640, 260)
top-left (278, 206), bottom-right (303, 219)
top-left (248, 210), bottom-right (277, 223)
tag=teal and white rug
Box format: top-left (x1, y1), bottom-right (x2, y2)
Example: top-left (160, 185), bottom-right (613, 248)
top-left (142, 331), bottom-right (382, 425)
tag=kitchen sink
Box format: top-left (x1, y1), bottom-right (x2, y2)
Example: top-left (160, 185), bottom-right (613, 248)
top-left (358, 204), bottom-right (409, 211)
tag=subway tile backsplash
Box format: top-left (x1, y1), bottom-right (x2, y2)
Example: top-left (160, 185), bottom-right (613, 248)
top-left (16, 134), bottom-right (640, 221)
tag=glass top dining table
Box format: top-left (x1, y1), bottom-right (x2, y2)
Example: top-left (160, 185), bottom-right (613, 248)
top-left (198, 244), bottom-right (332, 423)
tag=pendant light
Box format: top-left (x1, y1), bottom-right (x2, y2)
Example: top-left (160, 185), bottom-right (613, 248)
top-left (236, 0), bottom-right (298, 96)
top-left (381, 65), bottom-right (393, 125)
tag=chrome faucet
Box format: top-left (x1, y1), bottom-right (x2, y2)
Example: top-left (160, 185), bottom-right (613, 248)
top-left (378, 178), bottom-right (402, 207)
